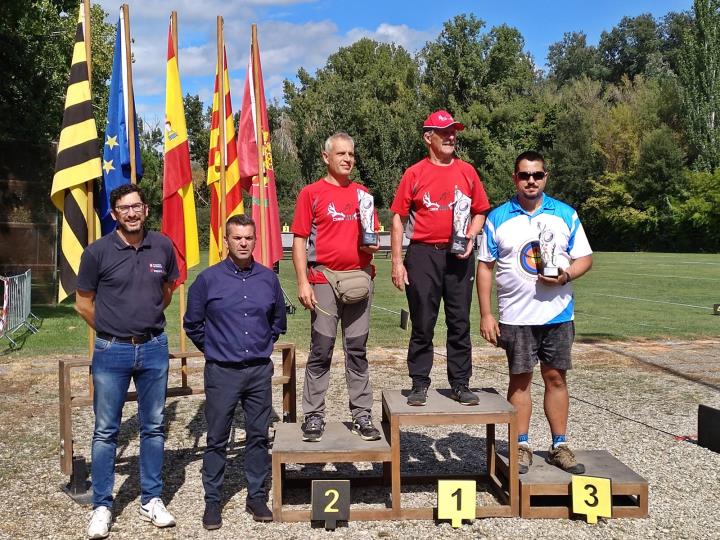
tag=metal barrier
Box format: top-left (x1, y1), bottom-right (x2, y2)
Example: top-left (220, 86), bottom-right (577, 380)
top-left (0, 269), bottom-right (40, 347)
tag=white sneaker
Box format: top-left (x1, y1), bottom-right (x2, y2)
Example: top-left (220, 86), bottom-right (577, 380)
top-left (138, 497), bottom-right (176, 528)
top-left (87, 506), bottom-right (112, 539)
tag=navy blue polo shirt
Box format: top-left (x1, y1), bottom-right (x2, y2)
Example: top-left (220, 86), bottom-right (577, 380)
top-left (183, 257), bottom-right (287, 363)
top-left (77, 230), bottom-right (179, 336)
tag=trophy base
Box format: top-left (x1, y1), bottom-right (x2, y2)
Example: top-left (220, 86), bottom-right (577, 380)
top-left (541, 267), bottom-right (559, 278)
top-left (362, 232), bottom-right (379, 246)
top-left (450, 236), bottom-right (468, 254)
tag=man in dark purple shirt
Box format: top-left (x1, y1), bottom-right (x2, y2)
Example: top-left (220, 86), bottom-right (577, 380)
top-left (184, 214), bottom-right (286, 528)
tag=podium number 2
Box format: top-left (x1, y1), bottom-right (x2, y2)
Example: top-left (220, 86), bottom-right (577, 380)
top-left (571, 475), bottom-right (612, 524)
top-left (324, 489), bottom-right (340, 513)
top-left (438, 480), bottom-right (476, 528)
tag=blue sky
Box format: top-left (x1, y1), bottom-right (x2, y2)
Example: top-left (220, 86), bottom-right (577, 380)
top-left (95, 0), bottom-right (692, 126)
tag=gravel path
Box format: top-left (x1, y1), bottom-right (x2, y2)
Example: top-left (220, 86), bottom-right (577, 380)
top-left (0, 340), bottom-right (719, 539)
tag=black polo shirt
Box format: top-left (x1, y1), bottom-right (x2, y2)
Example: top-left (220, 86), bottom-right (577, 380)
top-left (77, 230), bottom-right (179, 336)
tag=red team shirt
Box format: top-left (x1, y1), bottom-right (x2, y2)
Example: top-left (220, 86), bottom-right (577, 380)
top-left (291, 179), bottom-right (378, 284)
top-left (390, 158), bottom-right (490, 244)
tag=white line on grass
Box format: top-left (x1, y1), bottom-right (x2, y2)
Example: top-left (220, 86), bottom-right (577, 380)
top-left (587, 293), bottom-right (712, 310)
top-left (591, 272), bottom-right (720, 282)
top-left (574, 311), bottom-right (680, 331)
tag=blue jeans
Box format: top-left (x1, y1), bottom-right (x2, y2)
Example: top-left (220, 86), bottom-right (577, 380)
top-left (91, 333), bottom-right (169, 509)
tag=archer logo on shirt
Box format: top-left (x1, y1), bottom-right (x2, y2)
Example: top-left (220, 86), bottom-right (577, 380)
top-left (422, 191), bottom-right (452, 211)
top-left (148, 263), bottom-right (164, 274)
top-left (327, 202), bottom-right (358, 222)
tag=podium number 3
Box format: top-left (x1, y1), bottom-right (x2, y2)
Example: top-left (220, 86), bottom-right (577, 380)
top-left (324, 489), bottom-right (340, 513)
top-left (584, 484), bottom-right (599, 507)
top-left (571, 475), bottom-right (612, 524)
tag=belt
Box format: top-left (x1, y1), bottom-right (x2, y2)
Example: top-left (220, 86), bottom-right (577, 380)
top-left (97, 330), bottom-right (161, 345)
top-left (410, 241), bottom-right (450, 250)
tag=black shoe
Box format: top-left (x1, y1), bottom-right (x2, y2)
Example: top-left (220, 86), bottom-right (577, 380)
top-left (407, 385), bottom-right (428, 406)
top-left (451, 384), bottom-right (479, 406)
top-left (245, 498), bottom-right (273, 522)
top-left (301, 414), bottom-right (325, 442)
top-left (352, 415), bottom-right (381, 441)
top-left (202, 502), bottom-right (222, 530)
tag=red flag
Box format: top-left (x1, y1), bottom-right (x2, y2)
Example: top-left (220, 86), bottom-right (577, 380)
top-left (237, 32), bottom-right (282, 268)
top-left (162, 22), bottom-right (199, 285)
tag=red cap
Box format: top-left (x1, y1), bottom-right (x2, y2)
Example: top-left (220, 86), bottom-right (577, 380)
top-left (422, 110), bottom-right (465, 131)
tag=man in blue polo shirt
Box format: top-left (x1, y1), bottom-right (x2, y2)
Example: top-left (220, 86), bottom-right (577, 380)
top-left (477, 151), bottom-right (593, 476)
top-left (76, 184), bottom-right (179, 539)
top-left (184, 214), bottom-right (286, 528)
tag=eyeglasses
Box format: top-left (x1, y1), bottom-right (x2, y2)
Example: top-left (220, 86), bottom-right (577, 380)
top-left (114, 203), bottom-right (145, 215)
top-left (516, 171), bottom-right (546, 181)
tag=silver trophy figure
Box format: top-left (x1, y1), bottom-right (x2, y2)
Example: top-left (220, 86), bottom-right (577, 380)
top-left (450, 186), bottom-right (472, 254)
top-left (537, 224), bottom-right (559, 277)
top-left (357, 189), bottom-right (378, 246)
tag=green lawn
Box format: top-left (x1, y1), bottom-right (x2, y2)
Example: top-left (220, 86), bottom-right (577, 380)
top-left (5, 251), bottom-right (719, 358)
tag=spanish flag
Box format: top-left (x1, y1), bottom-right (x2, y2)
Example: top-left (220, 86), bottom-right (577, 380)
top-left (162, 19), bottom-right (199, 285)
top-left (50, 7), bottom-right (102, 302)
top-left (207, 45), bottom-right (243, 265)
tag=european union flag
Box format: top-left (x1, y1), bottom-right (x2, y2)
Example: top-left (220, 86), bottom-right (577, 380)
top-left (99, 16), bottom-right (143, 236)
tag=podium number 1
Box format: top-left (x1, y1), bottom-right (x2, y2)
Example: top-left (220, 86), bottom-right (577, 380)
top-left (571, 475), bottom-right (612, 524)
top-left (438, 480), bottom-right (476, 528)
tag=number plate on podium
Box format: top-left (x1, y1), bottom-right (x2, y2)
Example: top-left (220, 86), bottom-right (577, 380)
top-left (311, 479), bottom-right (350, 529)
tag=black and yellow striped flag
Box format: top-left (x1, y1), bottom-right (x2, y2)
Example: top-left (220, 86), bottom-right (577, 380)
top-left (50, 8), bottom-right (102, 302)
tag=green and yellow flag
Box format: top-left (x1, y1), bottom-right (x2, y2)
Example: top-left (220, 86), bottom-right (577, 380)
top-left (50, 7), bottom-right (102, 302)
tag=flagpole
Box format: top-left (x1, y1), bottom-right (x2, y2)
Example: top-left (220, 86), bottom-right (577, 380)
top-left (121, 4), bottom-right (137, 185)
top-left (250, 24), bottom-right (269, 267)
top-left (217, 16), bottom-right (227, 259)
top-left (171, 10), bottom-right (189, 387)
top-left (82, 0), bottom-right (96, 370)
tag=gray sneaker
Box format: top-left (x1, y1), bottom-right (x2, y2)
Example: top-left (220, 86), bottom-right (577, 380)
top-left (301, 414), bottom-right (325, 442)
top-left (352, 416), bottom-right (381, 441)
top-left (546, 444), bottom-right (585, 474)
top-left (518, 444), bottom-right (533, 474)
top-left (407, 385), bottom-right (428, 406)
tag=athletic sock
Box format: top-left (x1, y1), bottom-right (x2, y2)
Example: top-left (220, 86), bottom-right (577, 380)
top-left (518, 433), bottom-right (530, 446)
top-left (552, 434), bottom-right (567, 448)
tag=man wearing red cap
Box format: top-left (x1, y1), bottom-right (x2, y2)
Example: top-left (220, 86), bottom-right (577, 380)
top-left (390, 110), bottom-right (490, 406)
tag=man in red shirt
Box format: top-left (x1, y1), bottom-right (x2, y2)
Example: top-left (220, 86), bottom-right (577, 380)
top-left (390, 110), bottom-right (490, 406)
top-left (291, 132), bottom-right (381, 443)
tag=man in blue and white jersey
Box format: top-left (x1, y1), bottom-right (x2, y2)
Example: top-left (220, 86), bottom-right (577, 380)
top-left (477, 150), bottom-right (593, 475)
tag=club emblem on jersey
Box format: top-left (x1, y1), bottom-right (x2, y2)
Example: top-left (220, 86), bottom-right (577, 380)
top-left (517, 240), bottom-right (541, 278)
top-left (327, 202), bottom-right (357, 222)
top-left (422, 191), bottom-right (452, 211)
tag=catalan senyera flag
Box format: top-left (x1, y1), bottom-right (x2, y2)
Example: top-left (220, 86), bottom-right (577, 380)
top-left (237, 36), bottom-right (283, 268)
top-left (162, 21), bottom-right (199, 285)
top-left (99, 14), bottom-right (143, 236)
top-left (50, 8), bottom-right (102, 302)
top-left (207, 45), bottom-right (243, 265)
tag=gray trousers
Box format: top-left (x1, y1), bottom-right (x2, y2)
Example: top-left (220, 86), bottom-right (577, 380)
top-left (302, 282), bottom-right (374, 420)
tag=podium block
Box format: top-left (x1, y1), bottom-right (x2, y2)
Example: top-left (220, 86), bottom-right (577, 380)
top-left (271, 421), bottom-right (394, 522)
top-left (497, 449), bottom-right (648, 519)
top-left (382, 388), bottom-right (519, 519)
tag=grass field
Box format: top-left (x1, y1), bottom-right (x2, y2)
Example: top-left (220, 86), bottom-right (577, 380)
top-left (6, 251), bottom-right (719, 358)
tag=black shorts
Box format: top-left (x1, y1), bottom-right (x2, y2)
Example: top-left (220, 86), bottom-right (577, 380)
top-left (498, 321), bottom-right (575, 375)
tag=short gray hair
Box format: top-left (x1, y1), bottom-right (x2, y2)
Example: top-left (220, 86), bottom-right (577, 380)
top-left (323, 131), bottom-right (354, 153)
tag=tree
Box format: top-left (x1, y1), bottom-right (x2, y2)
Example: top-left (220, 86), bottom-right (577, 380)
top-left (677, 0), bottom-right (720, 171)
top-left (420, 14), bottom-right (489, 111)
top-left (284, 38), bottom-right (425, 206)
top-left (598, 14), bottom-right (661, 83)
top-left (0, 2), bottom-right (113, 144)
top-left (547, 32), bottom-right (602, 85)
top-left (183, 94), bottom-right (209, 170)
top-left (632, 126), bottom-right (686, 210)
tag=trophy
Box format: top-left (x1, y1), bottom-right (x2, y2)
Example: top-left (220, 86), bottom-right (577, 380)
top-left (450, 186), bottom-right (471, 254)
top-left (537, 224), bottom-right (559, 277)
top-left (357, 189), bottom-right (378, 246)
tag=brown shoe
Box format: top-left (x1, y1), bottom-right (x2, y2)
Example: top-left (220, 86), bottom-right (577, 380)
top-left (518, 444), bottom-right (533, 474)
top-left (546, 444), bottom-right (585, 474)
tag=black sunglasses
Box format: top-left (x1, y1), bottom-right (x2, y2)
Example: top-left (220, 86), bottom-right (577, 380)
top-left (516, 171), bottom-right (546, 181)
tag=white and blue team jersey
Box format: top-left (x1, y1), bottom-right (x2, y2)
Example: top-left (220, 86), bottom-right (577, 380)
top-left (478, 194), bottom-right (592, 325)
